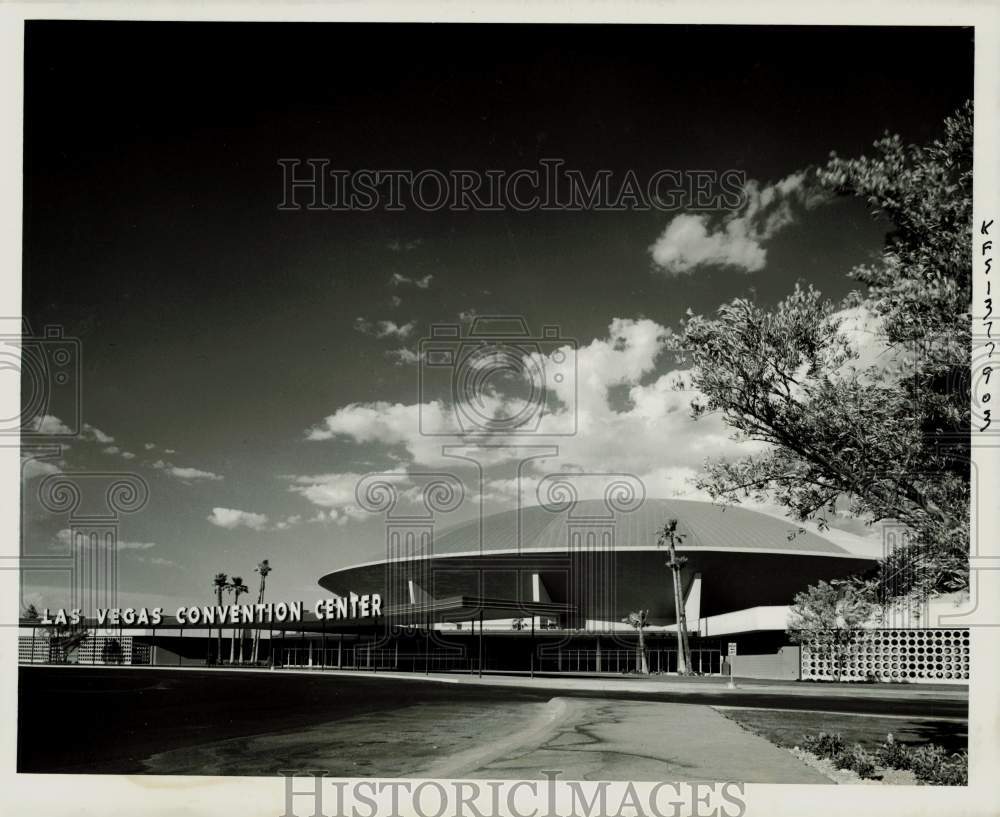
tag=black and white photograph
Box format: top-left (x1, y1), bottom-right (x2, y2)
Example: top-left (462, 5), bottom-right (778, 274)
top-left (2, 5), bottom-right (998, 817)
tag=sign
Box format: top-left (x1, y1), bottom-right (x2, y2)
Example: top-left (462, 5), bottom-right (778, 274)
top-left (727, 642), bottom-right (737, 657)
top-left (36, 592), bottom-right (383, 628)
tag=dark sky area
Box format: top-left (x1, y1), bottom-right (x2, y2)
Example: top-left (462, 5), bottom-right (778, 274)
top-left (20, 22), bottom-right (974, 609)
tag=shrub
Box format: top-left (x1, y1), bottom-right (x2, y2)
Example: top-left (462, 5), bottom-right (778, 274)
top-left (832, 750), bottom-right (853, 770)
top-left (933, 753), bottom-right (968, 786)
top-left (802, 732), bottom-right (845, 759)
top-left (842, 744), bottom-right (878, 779)
top-left (830, 744), bottom-right (876, 778)
top-left (876, 733), bottom-right (912, 770)
top-left (908, 744), bottom-right (946, 779)
top-left (910, 745), bottom-right (968, 786)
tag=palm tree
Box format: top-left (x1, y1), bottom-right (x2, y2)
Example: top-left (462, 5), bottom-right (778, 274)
top-left (228, 575), bottom-right (248, 664)
top-left (212, 572), bottom-right (228, 664)
top-left (44, 617), bottom-right (89, 664)
top-left (622, 610), bottom-right (650, 674)
top-left (657, 519), bottom-right (693, 674)
top-left (250, 559), bottom-right (271, 664)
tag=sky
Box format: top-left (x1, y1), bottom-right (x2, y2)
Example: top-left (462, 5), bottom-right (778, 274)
top-left (19, 22), bottom-right (974, 611)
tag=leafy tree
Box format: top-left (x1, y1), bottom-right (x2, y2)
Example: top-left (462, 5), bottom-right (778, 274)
top-left (681, 103), bottom-right (973, 600)
top-left (788, 579), bottom-right (876, 681)
top-left (43, 619), bottom-right (89, 664)
top-left (101, 637), bottom-right (124, 665)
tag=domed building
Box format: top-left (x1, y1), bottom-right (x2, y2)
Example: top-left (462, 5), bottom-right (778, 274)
top-left (318, 498), bottom-right (878, 677)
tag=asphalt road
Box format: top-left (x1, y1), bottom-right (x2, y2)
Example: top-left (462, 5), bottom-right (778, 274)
top-left (17, 666), bottom-right (968, 775)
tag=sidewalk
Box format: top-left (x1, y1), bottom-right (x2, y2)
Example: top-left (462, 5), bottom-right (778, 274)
top-left (22, 662), bottom-right (969, 700)
top-left (288, 666), bottom-right (970, 701)
top-left (429, 697), bottom-right (833, 782)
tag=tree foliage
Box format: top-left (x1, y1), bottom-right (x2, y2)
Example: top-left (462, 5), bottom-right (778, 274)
top-left (681, 103), bottom-right (973, 600)
top-left (788, 579), bottom-right (875, 639)
top-left (788, 579), bottom-right (876, 681)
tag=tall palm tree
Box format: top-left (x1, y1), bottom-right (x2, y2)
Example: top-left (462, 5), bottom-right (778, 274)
top-left (228, 575), bottom-right (248, 664)
top-left (623, 609), bottom-right (649, 674)
top-left (212, 572), bottom-right (228, 664)
top-left (250, 559), bottom-right (271, 664)
top-left (657, 519), bottom-right (693, 674)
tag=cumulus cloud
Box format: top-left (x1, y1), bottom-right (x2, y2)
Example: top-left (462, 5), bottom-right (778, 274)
top-left (297, 317), bottom-right (762, 520)
top-left (390, 272), bottom-right (433, 289)
top-left (144, 443), bottom-right (156, 450)
top-left (153, 460), bottom-right (223, 482)
top-left (284, 470), bottom-right (459, 525)
top-left (99, 443), bottom-right (139, 462)
top-left (28, 415), bottom-right (73, 435)
top-left (387, 239), bottom-right (422, 252)
top-left (273, 514), bottom-right (302, 530)
top-left (834, 304), bottom-right (895, 375)
top-left (22, 456), bottom-right (62, 480)
top-left (308, 400), bottom-right (445, 443)
top-left (55, 529), bottom-right (156, 550)
top-left (385, 347), bottom-right (424, 366)
top-left (168, 465), bottom-right (223, 481)
top-left (83, 423), bottom-right (114, 443)
top-left (285, 471), bottom-right (386, 525)
top-left (117, 539), bottom-right (157, 550)
top-left (138, 555), bottom-right (178, 568)
top-left (649, 214), bottom-right (767, 274)
top-left (649, 172), bottom-right (828, 275)
top-left (354, 318), bottom-right (416, 339)
top-left (207, 507), bottom-right (269, 531)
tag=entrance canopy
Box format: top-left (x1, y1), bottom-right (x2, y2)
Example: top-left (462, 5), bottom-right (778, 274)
top-left (383, 595), bottom-right (575, 622)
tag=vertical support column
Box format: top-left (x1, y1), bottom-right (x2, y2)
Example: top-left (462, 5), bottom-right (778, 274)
top-left (478, 608), bottom-right (484, 677)
top-left (321, 617), bottom-right (327, 669)
top-left (531, 615), bottom-right (536, 674)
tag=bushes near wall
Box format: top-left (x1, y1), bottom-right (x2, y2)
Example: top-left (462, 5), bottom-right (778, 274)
top-left (800, 731), bottom-right (967, 785)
